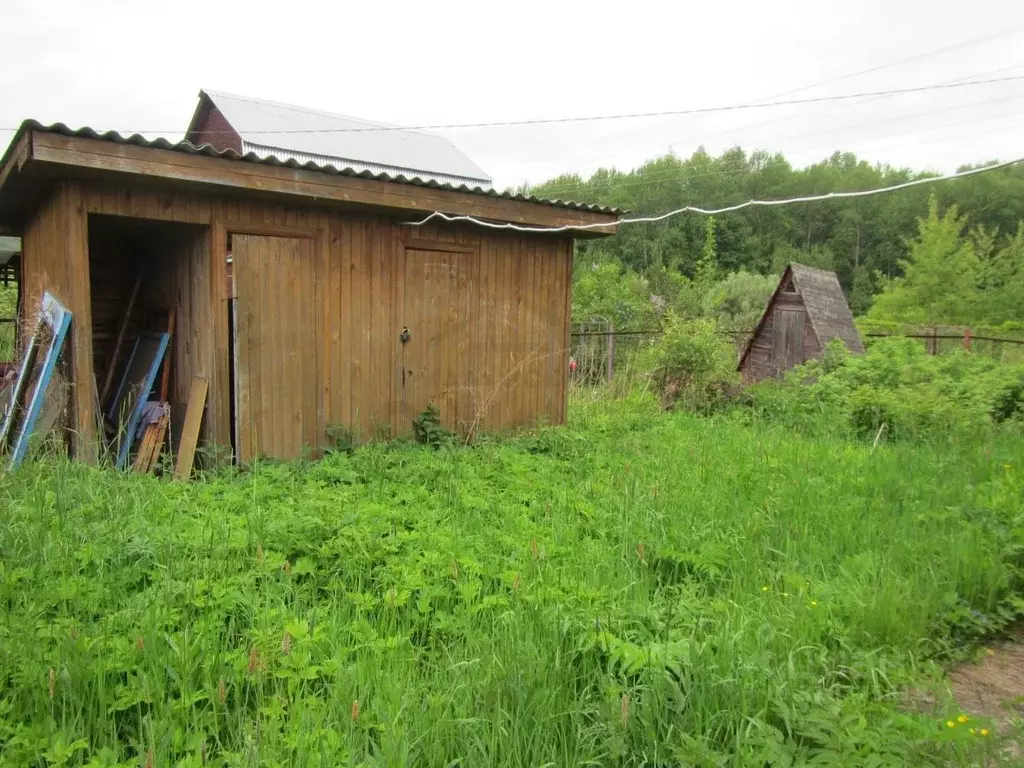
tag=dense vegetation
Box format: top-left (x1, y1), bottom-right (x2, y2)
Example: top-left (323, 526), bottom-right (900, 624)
top-left (742, 337), bottom-right (1024, 438)
top-left (538, 148), bottom-right (1024, 331)
top-left (1, 284), bottom-right (16, 360)
top-left (1, 391), bottom-right (1023, 766)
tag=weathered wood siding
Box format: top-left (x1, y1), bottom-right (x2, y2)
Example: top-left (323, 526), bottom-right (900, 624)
top-left (740, 291), bottom-right (820, 381)
top-left (20, 181), bottom-right (95, 458)
top-left (145, 228), bottom-right (212, 412)
top-left (233, 233), bottom-right (320, 461)
top-left (21, 179), bottom-right (573, 459)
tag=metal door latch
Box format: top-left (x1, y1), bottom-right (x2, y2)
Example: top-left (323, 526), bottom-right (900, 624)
top-left (400, 327), bottom-right (411, 343)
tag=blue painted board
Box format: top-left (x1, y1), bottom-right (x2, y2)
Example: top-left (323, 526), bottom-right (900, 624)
top-left (4, 292), bottom-right (73, 469)
top-left (111, 332), bottom-right (170, 469)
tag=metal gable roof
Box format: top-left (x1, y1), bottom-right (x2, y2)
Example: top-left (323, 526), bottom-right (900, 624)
top-left (200, 90), bottom-right (493, 189)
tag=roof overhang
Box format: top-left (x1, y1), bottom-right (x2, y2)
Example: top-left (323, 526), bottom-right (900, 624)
top-left (0, 123), bottom-right (621, 238)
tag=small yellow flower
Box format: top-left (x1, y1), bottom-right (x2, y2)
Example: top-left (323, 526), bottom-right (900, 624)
top-left (762, 586), bottom-right (769, 592)
top-left (946, 720), bottom-right (956, 729)
top-left (810, 600), bottom-right (818, 608)
top-left (958, 714), bottom-right (968, 723)
top-left (980, 728), bottom-right (990, 737)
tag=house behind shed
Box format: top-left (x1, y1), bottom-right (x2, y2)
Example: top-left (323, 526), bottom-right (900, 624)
top-left (738, 263), bottom-right (863, 381)
top-left (0, 91), bottom-right (620, 466)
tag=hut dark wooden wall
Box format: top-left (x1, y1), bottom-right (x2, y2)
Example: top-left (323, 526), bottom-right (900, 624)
top-left (740, 289), bottom-right (820, 379)
top-left (18, 178), bottom-right (574, 460)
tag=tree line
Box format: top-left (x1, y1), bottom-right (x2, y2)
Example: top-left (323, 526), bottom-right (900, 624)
top-left (528, 147), bottom-right (1024, 329)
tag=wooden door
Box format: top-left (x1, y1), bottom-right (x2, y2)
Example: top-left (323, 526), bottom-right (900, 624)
top-left (233, 234), bottom-right (319, 461)
top-left (771, 309), bottom-right (806, 372)
top-left (401, 248), bottom-right (471, 432)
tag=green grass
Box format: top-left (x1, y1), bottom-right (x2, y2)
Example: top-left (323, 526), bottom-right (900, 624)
top-left (0, 283), bottom-right (16, 361)
top-left (1, 396), bottom-right (1023, 766)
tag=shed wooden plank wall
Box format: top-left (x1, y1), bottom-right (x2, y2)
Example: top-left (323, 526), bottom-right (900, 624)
top-left (145, 229), bottom-right (212, 408)
top-left (20, 181), bottom-right (95, 458)
top-left (21, 179), bottom-right (573, 460)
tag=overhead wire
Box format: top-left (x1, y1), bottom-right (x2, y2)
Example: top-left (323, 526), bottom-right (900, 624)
top-left (590, 26), bottom-right (1024, 154)
top-left (405, 157), bottom-right (1024, 233)
top-left (537, 63), bottom-right (1024, 191)
top-left (663, 63), bottom-right (1024, 157)
top-left (694, 29), bottom-right (1024, 135)
top-left (2, 76), bottom-right (1022, 136)
top-left (742, 24), bottom-right (1024, 103)
top-left (529, 100), bottom-right (1024, 198)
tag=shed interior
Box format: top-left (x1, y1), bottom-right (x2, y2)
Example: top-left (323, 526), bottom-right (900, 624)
top-left (87, 215), bottom-right (210, 459)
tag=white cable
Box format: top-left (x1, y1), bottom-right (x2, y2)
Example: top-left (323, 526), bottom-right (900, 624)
top-left (404, 157), bottom-right (1024, 233)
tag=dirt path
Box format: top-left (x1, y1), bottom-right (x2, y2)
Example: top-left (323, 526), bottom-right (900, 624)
top-left (947, 627), bottom-right (1024, 761)
top-left (950, 631), bottom-right (1024, 727)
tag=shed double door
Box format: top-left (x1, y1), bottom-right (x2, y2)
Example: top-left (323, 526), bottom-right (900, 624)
top-left (401, 248), bottom-right (474, 432)
top-left (232, 234), bottom-right (319, 462)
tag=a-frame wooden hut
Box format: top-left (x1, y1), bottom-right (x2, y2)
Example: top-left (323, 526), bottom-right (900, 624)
top-left (738, 263), bottom-right (863, 381)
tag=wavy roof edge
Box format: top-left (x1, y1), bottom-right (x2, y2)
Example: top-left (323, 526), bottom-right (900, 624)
top-left (3, 120), bottom-right (623, 216)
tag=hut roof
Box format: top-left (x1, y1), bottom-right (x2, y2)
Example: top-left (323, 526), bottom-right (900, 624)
top-left (788, 263), bottom-right (863, 354)
top-left (738, 263), bottom-right (863, 370)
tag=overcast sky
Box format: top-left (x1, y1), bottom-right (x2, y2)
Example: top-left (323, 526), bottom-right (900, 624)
top-left (2, 0), bottom-right (1023, 191)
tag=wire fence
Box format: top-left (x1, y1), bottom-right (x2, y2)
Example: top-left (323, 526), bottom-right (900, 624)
top-left (570, 322), bottom-right (1024, 384)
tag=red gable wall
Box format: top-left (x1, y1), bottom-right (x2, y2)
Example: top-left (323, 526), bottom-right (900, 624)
top-left (185, 99), bottom-right (243, 154)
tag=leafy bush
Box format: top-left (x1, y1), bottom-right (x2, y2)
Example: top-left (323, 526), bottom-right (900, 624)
top-left (647, 313), bottom-right (739, 411)
top-left (412, 404), bottom-right (453, 447)
top-left (741, 337), bottom-right (1024, 440)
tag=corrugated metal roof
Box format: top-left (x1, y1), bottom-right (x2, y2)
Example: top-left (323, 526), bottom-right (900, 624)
top-left (202, 90), bottom-right (493, 188)
top-left (239, 141), bottom-right (480, 189)
top-left (1, 121), bottom-right (622, 217)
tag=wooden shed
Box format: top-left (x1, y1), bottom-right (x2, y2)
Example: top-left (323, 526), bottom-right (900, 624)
top-left (0, 100), bottom-right (619, 465)
top-left (738, 263), bottom-right (863, 381)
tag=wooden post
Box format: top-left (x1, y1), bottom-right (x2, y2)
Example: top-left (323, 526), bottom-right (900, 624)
top-left (929, 326), bottom-right (938, 355)
top-left (606, 322), bottom-right (614, 383)
top-left (963, 328), bottom-right (972, 352)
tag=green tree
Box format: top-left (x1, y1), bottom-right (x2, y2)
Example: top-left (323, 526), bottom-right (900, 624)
top-left (704, 270), bottom-right (778, 329)
top-left (977, 224), bottom-right (1024, 324)
top-left (695, 217), bottom-right (719, 286)
top-left (868, 197), bottom-right (979, 324)
top-left (572, 261), bottom-right (658, 330)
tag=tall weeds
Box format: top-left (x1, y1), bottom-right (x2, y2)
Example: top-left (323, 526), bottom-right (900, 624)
top-left (0, 396), bottom-right (1021, 765)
